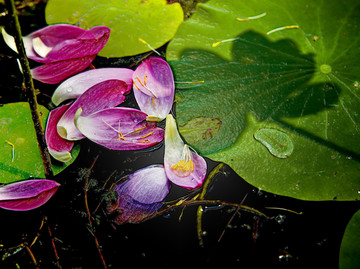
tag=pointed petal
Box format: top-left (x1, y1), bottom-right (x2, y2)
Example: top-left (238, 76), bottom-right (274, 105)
top-left (31, 55), bottom-right (96, 84)
top-left (1, 27), bottom-right (18, 53)
top-left (74, 107), bottom-right (164, 150)
top-left (51, 68), bottom-right (134, 106)
top-left (57, 80), bottom-right (127, 140)
top-left (133, 57), bottom-right (174, 121)
top-left (45, 103), bottom-right (74, 162)
top-left (0, 179), bottom-right (60, 211)
top-left (110, 165), bottom-right (170, 224)
top-left (164, 114), bottom-right (207, 189)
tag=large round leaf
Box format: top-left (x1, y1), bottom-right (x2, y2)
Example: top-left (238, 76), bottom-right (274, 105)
top-left (0, 102), bottom-right (79, 183)
top-left (339, 209), bottom-right (360, 269)
top-left (45, 0), bottom-right (183, 57)
top-left (166, 0), bottom-right (360, 200)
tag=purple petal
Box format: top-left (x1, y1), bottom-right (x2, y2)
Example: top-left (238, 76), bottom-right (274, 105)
top-left (51, 68), bottom-right (134, 105)
top-left (164, 114), bottom-right (207, 189)
top-left (133, 57), bottom-right (174, 121)
top-left (0, 179), bottom-right (60, 211)
top-left (31, 55), bottom-right (96, 84)
top-left (45, 103), bottom-right (74, 162)
top-left (57, 79), bottom-right (127, 140)
top-left (110, 165), bottom-right (170, 224)
top-left (74, 107), bottom-right (164, 150)
top-left (24, 24), bottom-right (110, 63)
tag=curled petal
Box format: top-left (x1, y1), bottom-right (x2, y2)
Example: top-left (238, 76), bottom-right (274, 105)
top-left (164, 114), bottom-right (207, 189)
top-left (74, 107), bottom-right (164, 150)
top-left (45, 103), bottom-right (74, 162)
top-left (24, 24), bottom-right (110, 63)
top-left (110, 165), bottom-right (170, 224)
top-left (51, 68), bottom-right (134, 105)
top-left (57, 79), bottom-right (127, 140)
top-left (133, 57), bottom-right (174, 121)
top-left (31, 55), bottom-right (96, 84)
top-left (0, 179), bottom-right (60, 211)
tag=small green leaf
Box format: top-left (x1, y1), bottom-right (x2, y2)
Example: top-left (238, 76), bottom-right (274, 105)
top-left (0, 103), bottom-right (79, 183)
top-left (339, 209), bottom-right (360, 269)
top-left (45, 0), bottom-right (183, 57)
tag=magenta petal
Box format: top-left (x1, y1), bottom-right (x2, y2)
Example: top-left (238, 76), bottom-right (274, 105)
top-left (52, 68), bottom-right (134, 105)
top-left (111, 165), bottom-right (170, 224)
top-left (133, 57), bottom-right (174, 121)
top-left (31, 55), bottom-right (96, 84)
top-left (74, 107), bottom-right (164, 150)
top-left (0, 179), bottom-right (60, 211)
top-left (57, 79), bottom-right (127, 140)
top-left (45, 103), bottom-right (74, 162)
top-left (24, 24), bottom-right (110, 63)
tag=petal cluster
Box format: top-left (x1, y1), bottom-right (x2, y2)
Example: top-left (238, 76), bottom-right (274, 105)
top-left (2, 24), bottom-right (110, 84)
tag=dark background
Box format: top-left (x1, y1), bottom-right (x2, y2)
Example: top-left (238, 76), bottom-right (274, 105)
top-left (1, 1), bottom-right (359, 268)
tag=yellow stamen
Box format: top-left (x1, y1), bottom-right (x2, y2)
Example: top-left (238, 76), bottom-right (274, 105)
top-left (135, 76), bottom-right (145, 87)
top-left (139, 139), bottom-right (151, 143)
top-left (266, 25), bottom-right (299, 35)
top-left (132, 126), bottom-right (147, 133)
top-left (151, 97), bottom-right (156, 108)
top-left (144, 75), bottom-right (148, 86)
top-left (139, 132), bottom-right (152, 139)
top-left (138, 38), bottom-right (161, 56)
top-left (171, 160), bottom-right (194, 177)
top-left (5, 140), bottom-right (15, 162)
top-left (212, 37), bottom-right (240, 47)
top-left (236, 12), bottom-right (266, 22)
top-left (133, 80), bottom-right (141, 90)
top-left (118, 132), bottom-right (126, 141)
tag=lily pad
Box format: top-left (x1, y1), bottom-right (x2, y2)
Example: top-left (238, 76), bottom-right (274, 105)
top-left (339, 209), bottom-right (360, 269)
top-left (167, 0), bottom-right (360, 200)
top-left (0, 102), bottom-right (79, 184)
top-left (45, 0), bottom-right (183, 57)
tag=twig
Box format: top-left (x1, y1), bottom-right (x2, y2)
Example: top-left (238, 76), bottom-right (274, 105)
top-left (197, 163), bottom-right (224, 246)
top-left (24, 244), bottom-right (39, 269)
top-left (84, 155), bottom-right (108, 269)
top-left (47, 224), bottom-right (62, 268)
top-left (4, 0), bottom-right (53, 178)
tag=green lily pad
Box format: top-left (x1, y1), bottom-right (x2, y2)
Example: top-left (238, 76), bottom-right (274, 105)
top-left (0, 102), bottom-right (79, 184)
top-left (339, 209), bottom-right (360, 269)
top-left (45, 0), bottom-right (183, 57)
top-left (167, 0), bottom-right (360, 200)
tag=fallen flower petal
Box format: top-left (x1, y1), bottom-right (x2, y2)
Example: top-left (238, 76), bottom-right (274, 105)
top-left (133, 57), bottom-right (174, 121)
top-left (109, 164), bottom-right (170, 224)
top-left (164, 114), bottom-right (207, 189)
top-left (74, 107), bottom-right (164, 150)
top-left (0, 179), bottom-right (60, 211)
top-left (57, 79), bottom-right (127, 141)
top-left (51, 68), bottom-right (134, 106)
top-left (2, 24), bottom-right (110, 84)
top-left (45, 102), bottom-right (74, 162)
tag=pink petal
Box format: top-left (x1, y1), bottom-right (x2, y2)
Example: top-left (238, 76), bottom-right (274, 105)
top-left (52, 68), bottom-right (134, 106)
top-left (164, 114), bottom-right (207, 189)
top-left (109, 165), bottom-right (170, 224)
top-left (57, 79), bottom-right (127, 140)
top-left (45, 102), bottom-right (74, 162)
top-left (31, 55), bottom-right (96, 84)
top-left (74, 107), bottom-right (164, 150)
top-left (24, 25), bottom-right (110, 63)
top-left (0, 179), bottom-right (60, 211)
top-left (133, 57), bottom-right (174, 121)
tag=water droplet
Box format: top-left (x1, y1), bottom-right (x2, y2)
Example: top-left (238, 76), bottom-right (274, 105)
top-left (254, 128), bottom-right (294, 158)
top-left (357, 190), bottom-right (360, 194)
top-left (353, 81), bottom-right (360, 89)
top-left (275, 215), bottom-right (286, 224)
top-left (66, 87), bottom-right (73, 93)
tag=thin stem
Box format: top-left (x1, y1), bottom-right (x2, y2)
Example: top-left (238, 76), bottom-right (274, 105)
top-left (4, 0), bottom-right (53, 178)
